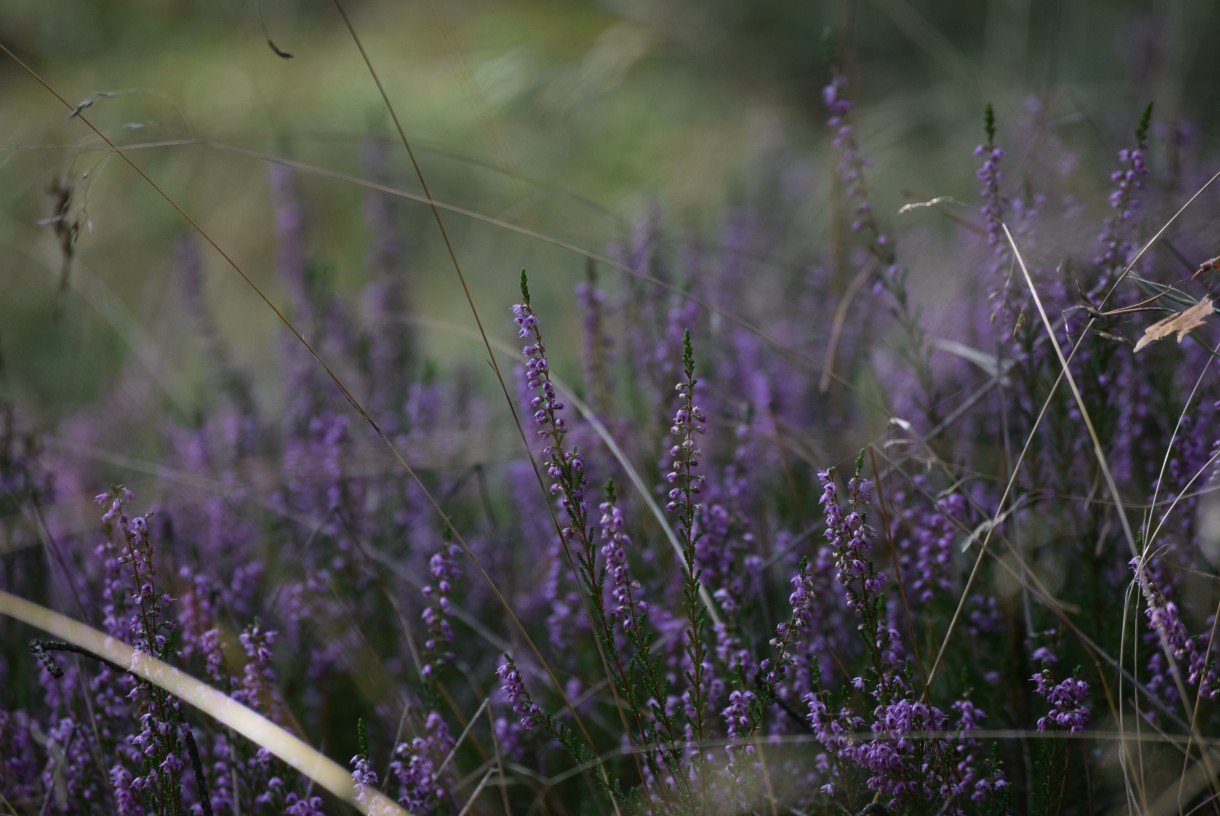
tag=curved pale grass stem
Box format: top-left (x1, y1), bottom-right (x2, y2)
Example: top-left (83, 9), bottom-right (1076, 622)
top-left (0, 590), bottom-right (413, 816)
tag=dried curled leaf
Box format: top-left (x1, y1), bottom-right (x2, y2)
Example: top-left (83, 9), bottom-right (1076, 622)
top-left (1133, 297), bottom-right (1213, 353)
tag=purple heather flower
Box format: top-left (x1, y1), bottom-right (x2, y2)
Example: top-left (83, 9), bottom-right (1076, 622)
top-left (1130, 554), bottom-right (1220, 703)
top-left (804, 693), bottom-right (860, 763)
top-left (722, 688), bottom-right (756, 739)
top-left (1032, 669), bottom-right (1091, 732)
top-left (388, 711), bottom-right (453, 813)
top-left (599, 496), bottom-right (647, 630)
top-left (96, 486), bottom-right (133, 524)
top-left (974, 142), bottom-right (1007, 249)
top-left (0, 712), bottom-right (40, 809)
top-left (1094, 104), bottom-right (1152, 279)
top-left (823, 67), bottom-right (895, 275)
top-left (763, 558), bottom-right (816, 690)
top-left (176, 569), bottom-right (222, 671)
top-left (39, 716), bottom-right (106, 809)
top-left (576, 272), bottom-right (613, 413)
top-left (350, 751), bottom-right (380, 808)
top-left (805, 689), bottom-right (1004, 812)
top-left (661, 329), bottom-right (715, 778)
top-left (86, 487), bottom-right (199, 813)
top-left (111, 763), bottom-right (142, 816)
top-left (284, 794), bottom-right (327, 815)
top-left (967, 594), bottom-right (1002, 640)
top-left (664, 357), bottom-right (708, 518)
top-left (514, 273), bottom-right (608, 668)
top-left (232, 623), bottom-right (287, 725)
top-left (819, 468), bottom-right (885, 618)
top-left (693, 425), bottom-right (758, 636)
top-left (420, 543), bottom-right (460, 679)
top-left (97, 488), bottom-right (175, 659)
top-left (496, 655), bottom-right (543, 731)
top-left (721, 687), bottom-right (758, 774)
top-left (512, 278), bottom-right (589, 542)
top-left (895, 480), bottom-right (962, 604)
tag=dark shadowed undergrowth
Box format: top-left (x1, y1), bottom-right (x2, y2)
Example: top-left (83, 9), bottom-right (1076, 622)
top-left (4, 8), bottom-right (1220, 816)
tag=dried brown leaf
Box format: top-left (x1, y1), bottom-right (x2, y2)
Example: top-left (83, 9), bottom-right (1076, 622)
top-left (1133, 297), bottom-right (1214, 352)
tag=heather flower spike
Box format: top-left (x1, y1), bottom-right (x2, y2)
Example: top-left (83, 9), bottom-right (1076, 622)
top-left (975, 104), bottom-right (1007, 250)
top-left (1094, 101), bottom-right (1153, 277)
top-left (350, 718), bottom-right (380, 808)
top-left (496, 654), bottom-right (544, 731)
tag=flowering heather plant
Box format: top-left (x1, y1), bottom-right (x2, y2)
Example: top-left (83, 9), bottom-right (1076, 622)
top-left (8, 13), bottom-right (1220, 816)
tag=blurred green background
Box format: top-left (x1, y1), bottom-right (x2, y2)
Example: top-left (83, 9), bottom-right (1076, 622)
top-left (2, 0), bottom-right (1219, 428)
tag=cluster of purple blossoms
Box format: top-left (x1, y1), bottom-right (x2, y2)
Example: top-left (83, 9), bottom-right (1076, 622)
top-left (824, 71), bottom-right (874, 237)
top-left (575, 274), bottom-right (613, 412)
top-left (387, 711), bottom-right (453, 814)
top-left (31, 715), bottom-right (105, 809)
top-left (1130, 555), bottom-right (1219, 702)
top-left (513, 302), bottom-right (565, 440)
top-left (971, 105), bottom-right (1051, 333)
top-left (1032, 669), bottom-right (1091, 733)
top-left (495, 656), bottom-right (544, 731)
top-left (233, 622), bottom-right (285, 725)
top-left (110, 765), bottom-right (140, 815)
top-left (514, 275), bottom-right (604, 664)
top-left (664, 382), bottom-right (707, 515)
top-left (803, 693), bottom-right (863, 795)
top-left (720, 687), bottom-right (759, 774)
top-left (257, 776), bottom-right (327, 815)
top-left (90, 488), bottom-right (198, 813)
top-left (1094, 104), bottom-right (1152, 276)
top-left (176, 569), bottom-right (221, 672)
top-left (822, 67), bottom-right (898, 285)
top-left (895, 481), bottom-right (963, 604)
top-left (283, 793), bottom-right (327, 815)
top-left (974, 143), bottom-right (1007, 249)
top-left (761, 557), bottom-right (816, 689)
top-left (420, 543), bottom-right (460, 679)
top-left (513, 285), bottom-right (589, 542)
top-left (96, 487), bottom-right (173, 656)
top-left (598, 495), bottom-right (647, 631)
top-left (128, 709), bottom-right (188, 802)
top-left (350, 750), bottom-right (380, 809)
top-left (721, 688), bottom-right (757, 742)
top-left (819, 469), bottom-right (885, 617)
top-left (804, 692), bottom-right (1005, 811)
